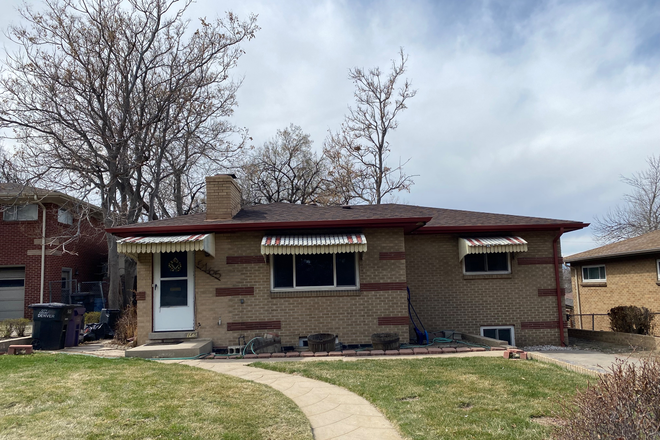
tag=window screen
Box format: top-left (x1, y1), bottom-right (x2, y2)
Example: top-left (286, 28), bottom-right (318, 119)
top-left (336, 253), bottom-right (357, 286)
top-left (160, 279), bottom-right (188, 307)
top-left (272, 253), bottom-right (357, 289)
top-left (296, 254), bottom-right (334, 287)
top-left (464, 253), bottom-right (510, 273)
top-left (272, 254), bottom-right (294, 288)
top-left (582, 266), bottom-right (605, 281)
top-left (3, 204), bottom-right (38, 221)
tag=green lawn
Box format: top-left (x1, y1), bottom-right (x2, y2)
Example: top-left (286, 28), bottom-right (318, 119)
top-left (0, 353), bottom-right (312, 440)
top-left (255, 357), bottom-right (590, 440)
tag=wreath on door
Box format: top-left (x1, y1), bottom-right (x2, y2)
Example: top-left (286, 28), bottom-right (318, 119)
top-left (168, 257), bottom-right (183, 273)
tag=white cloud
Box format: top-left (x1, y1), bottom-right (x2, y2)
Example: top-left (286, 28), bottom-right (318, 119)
top-left (1, 0), bottom-right (658, 256)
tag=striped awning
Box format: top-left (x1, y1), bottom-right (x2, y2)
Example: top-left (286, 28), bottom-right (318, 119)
top-left (261, 234), bottom-right (367, 255)
top-left (458, 236), bottom-right (527, 262)
top-left (117, 234), bottom-right (215, 257)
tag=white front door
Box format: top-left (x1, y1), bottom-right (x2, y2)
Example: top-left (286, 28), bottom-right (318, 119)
top-left (153, 252), bottom-right (195, 332)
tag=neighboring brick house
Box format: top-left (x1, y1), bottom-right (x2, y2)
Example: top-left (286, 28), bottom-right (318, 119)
top-left (108, 175), bottom-right (587, 349)
top-left (565, 230), bottom-right (660, 331)
top-left (0, 184), bottom-right (107, 319)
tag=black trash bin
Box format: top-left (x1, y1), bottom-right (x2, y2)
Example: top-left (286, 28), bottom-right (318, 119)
top-left (29, 303), bottom-right (76, 350)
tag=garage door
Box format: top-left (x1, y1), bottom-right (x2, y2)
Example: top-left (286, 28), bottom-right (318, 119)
top-left (0, 268), bottom-right (25, 319)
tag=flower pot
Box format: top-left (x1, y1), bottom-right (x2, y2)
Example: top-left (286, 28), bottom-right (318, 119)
top-left (371, 332), bottom-right (400, 351)
top-left (307, 333), bottom-right (335, 353)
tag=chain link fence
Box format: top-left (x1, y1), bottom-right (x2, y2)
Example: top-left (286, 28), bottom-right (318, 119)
top-left (568, 312), bottom-right (660, 337)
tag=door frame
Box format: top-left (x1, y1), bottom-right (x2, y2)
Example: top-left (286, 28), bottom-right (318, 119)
top-left (61, 267), bottom-right (73, 302)
top-left (153, 252), bottom-right (195, 332)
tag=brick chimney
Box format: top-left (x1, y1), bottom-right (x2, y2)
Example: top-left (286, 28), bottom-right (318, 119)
top-left (205, 174), bottom-right (242, 220)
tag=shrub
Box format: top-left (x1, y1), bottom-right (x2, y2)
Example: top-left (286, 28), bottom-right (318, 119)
top-left (114, 305), bottom-right (137, 346)
top-left (0, 320), bottom-right (14, 338)
top-left (84, 312), bottom-right (101, 325)
top-left (608, 305), bottom-right (655, 335)
top-left (554, 356), bottom-right (660, 439)
top-left (12, 318), bottom-right (30, 337)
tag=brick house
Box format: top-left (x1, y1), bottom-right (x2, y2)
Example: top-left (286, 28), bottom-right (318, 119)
top-left (0, 184), bottom-right (107, 319)
top-left (108, 175), bottom-right (587, 349)
top-left (565, 229), bottom-right (660, 331)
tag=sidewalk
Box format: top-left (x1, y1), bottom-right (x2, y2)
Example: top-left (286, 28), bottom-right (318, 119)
top-left (528, 350), bottom-right (646, 375)
top-left (161, 358), bottom-right (403, 440)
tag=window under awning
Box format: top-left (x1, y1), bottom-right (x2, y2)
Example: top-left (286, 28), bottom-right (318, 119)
top-left (117, 234), bottom-right (215, 257)
top-left (458, 236), bottom-right (527, 262)
top-left (261, 233), bottom-right (367, 255)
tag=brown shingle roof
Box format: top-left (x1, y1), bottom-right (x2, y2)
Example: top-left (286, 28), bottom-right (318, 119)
top-left (0, 183), bottom-right (62, 199)
top-left (565, 229), bottom-right (660, 263)
top-left (0, 183), bottom-right (102, 214)
top-left (107, 202), bottom-right (586, 236)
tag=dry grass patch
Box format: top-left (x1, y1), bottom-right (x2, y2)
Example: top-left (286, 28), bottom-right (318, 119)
top-left (0, 354), bottom-right (312, 440)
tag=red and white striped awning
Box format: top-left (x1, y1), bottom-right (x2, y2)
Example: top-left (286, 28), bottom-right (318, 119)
top-left (261, 234), bottom-right (367, 255)
top-left (117, 234), bottom-right (215, 257)
top-left (458, 236), bottom-right (527, 262)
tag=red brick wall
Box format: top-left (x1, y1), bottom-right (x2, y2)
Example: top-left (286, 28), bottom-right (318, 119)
top-left (0, 202), bottom-right (107, 318)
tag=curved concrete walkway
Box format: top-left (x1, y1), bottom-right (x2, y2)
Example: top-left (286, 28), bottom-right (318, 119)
top-left (160, 359), bottom-right (403, 440)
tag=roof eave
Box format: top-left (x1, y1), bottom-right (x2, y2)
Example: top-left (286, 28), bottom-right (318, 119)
top-left (565, 247), bottom-right (660, 264)
top-left (414, 222), bottom-right (589, 234)
top-left (106, 216), bottom-right (434, 237)
top-left (0, 193), bottom-right (104, 217)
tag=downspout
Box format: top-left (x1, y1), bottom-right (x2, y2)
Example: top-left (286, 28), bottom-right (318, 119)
top-left (553, 228), bottom-right (566, 346)
top-left (572, 266), bottom-right (582, 329)
top-left (37, 201), bottom-right (47, 304)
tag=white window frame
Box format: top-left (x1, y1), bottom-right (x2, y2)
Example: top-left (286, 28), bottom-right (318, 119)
top-left (3, 204), bottom-right (38, 221)
top-left (270, 253), bottom-right (360, 291)
top-left (58, 208), bottom-right (73, 225)
top-left (480, 325), bottom-right (515, 346)
top-left (463, 253), bottom-right (511, 275)
top-left (582, 265), bottom-right (606, 282)
top-left (656, 259), bottom-right (660, 281)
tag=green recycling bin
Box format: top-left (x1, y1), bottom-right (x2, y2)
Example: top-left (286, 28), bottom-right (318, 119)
top-left (29, 303), bottom-right (76, 350)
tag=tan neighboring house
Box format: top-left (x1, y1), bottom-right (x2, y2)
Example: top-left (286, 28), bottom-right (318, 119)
top-left (565, 229), bottom-right (660, 331)
top-left (107, 175), bottom-right (587, 350)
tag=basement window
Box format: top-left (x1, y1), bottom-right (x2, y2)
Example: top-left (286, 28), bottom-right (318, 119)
top-left (582, 265), bottom-right (606, 282)
top-left (3, 204), bottom-right (38, 221)
top-left (271, 253), bottom-right (358, 291)
top-left (481, 326), bottom-right (515, 346)
top-left (463, 253), bottom-right (510, 274)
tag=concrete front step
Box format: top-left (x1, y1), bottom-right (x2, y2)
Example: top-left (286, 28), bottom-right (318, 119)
top-left (148, 331), bottom-right (199, 341)
top-left (126, 338), bottom-right (212, 359)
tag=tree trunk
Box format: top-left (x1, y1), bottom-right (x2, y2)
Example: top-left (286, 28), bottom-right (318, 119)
top-left (122, 255), bottom-right (137, 307)
top-left (106, 233), bottom-right (121, 309)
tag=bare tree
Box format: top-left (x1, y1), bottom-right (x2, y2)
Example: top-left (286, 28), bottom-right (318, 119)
top-left (324, 49), bottom-right (417, 205)
top-left (594, 155), bottom-right (660, 243)
top-left (239, 124), bottom-right (327, 205)
top-left (0, 146), bottom-right (23, 184)
top-left (0, 0), bottom-right (258, 307)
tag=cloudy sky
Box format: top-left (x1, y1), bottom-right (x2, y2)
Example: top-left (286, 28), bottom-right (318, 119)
top-left (1, 0), bottom-right (659, 256)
